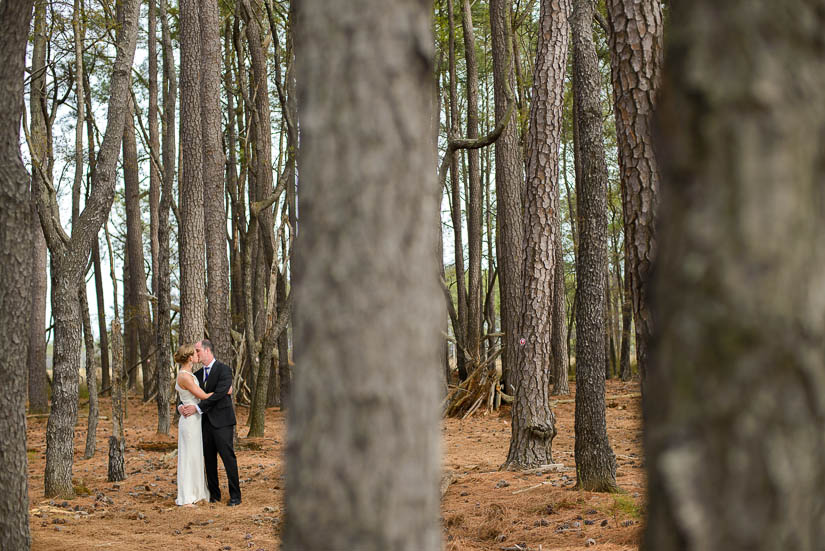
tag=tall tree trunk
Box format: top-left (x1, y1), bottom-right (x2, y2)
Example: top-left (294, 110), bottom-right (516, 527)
top-left (224, 18), bottom-right (245, 342)
top-left (646, 3), bottom-right (825, 550)
top-left (80, 287), bottom-right (98, 459)
top-left (248, 256), bottom-right (284, 436)
top-left (564, 133), bottom-right (578, 373)
top-left (28, 0), bottom-right (49, 414)
top-left (490, 0), bottom-right (523, 395)
top-left (606, 0), bottom-right (662, 389)
top-left (123, 102), bottom-right (154, 398)
top-left (155, 0), bottom-right (177, 435)
top-left (84, 53), bottom-right (110, 396)
top-left (241, 0), bottom-right (277, 403)
top-left (285, 0), bottom-right (442, 548)
top-left (39, 0), bottom-right (140, 498)
top-left (504, 0), bottom-right (568, 469)
top-left (146, 0), bottom-right (166, 415)
top-left (123, 254), bottom-right (138, 391)
top-left (93, 241), bottom-right (110, 393)
top-left (484, 145), bottom-right (496, 362)
top-left (201, 0), bottom-right (231, 364)
top-left (570, 0), bottom-right (617, 493)
top-left (148, 0), bottom-right (160, 329)
top-left (108, 318), bottom-right (125, 482)
top-left (462, 0), bottom-right (483, 366)
top-left (179, 0), bottom-right (206, 345)
top-left (446, 0), bottom-right (468, 381)
top-left (551, 177), bottom-right (570, 396)
top-left (0, 1), bottom-right (35, 546)
top-left (71, 0), bottom-right (85, 223)
top-left (277, 1), bottom-right (297, 410)
top-left (28, 205), bottom-right (49, 411)
top-left (619, 251), bottom-right (632, 380)
top-left (273, 268), bottom-right (289, 408)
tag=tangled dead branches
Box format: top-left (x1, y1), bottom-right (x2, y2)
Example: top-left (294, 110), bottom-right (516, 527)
top-left (444, 347), bottom-right (511, 418)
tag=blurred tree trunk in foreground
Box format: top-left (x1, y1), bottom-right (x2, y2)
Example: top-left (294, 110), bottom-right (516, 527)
top-left (646, 1), bottom-right (825, 549)
top-left (285, 0), bottom-right (443, 548)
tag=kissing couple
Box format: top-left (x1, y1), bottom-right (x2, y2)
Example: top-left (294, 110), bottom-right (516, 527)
top-left (173, 339), bottom-right (242, 507)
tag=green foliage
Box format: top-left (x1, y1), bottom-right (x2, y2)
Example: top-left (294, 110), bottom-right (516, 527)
top-left (603, 493), bottom-right (643, 521)
top-left (73, 478), bottom-right (91, 497)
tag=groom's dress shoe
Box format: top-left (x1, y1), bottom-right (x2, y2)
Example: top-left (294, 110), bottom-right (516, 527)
top-left (227, 499), bottom-right (241, 506)
top-left (209, 498), bottom-right (220, 503)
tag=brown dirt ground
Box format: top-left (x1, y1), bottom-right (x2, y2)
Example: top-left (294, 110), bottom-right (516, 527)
top-left (26, 379), bottom-right (643, 551)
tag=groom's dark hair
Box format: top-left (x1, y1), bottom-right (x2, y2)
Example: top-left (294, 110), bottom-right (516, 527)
top-left (201, 339), bottom-right (214, 353)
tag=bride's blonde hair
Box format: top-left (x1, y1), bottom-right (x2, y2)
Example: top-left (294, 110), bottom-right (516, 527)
top-left (174, 343), bottom-right (195, 365)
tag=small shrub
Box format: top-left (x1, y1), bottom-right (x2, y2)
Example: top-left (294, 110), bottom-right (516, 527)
top-left (73, 478), bottom-right (91, 496)
top-left (604, 494), bottom-right (642, 521)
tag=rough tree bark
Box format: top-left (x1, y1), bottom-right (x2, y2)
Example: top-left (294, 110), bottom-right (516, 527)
top-left (108, 318), bottom-right (125, 482)
top-left (241, 0), bottom-right (277, 373)
top-left (80, 287), bottom-right (98, 459)
top-left (155, 0), bottom-right (176, 435)
top-left (0, 1), bottom-right (35, 547)
top-left (285, 0), bottom-right (442, 548)
top-left (179, 0), bottom-right (206, 345)
top-left (93, 242), bottom-right (110, 393)
top-left (490, 0), bottom-right (523, 394)
top-left (551, 175), bottom-right (569, 396)
top-left (619, 245), bottom-right (632, 380)
top-left (646, 2), bottom-right (825, 550)
top-left (148, 0), bottom-right (160, 328)
top-left (446, 0), bottom-right (468, 381)
top-left (27, 0), bottom-right (49, 414)
top-left (123, 100), bottom-right (154, 397)
top-left (504, 0), bottom-right (569, 469)
top-left (462, 0), bottom-right (483, 366)
top-left (261, 0), bottom-right (296, 409)
top-left (85, 56), bottom-right (110, 395)
top-left (201, 0), bottom-right (231, 364)
top-left (606, 0), bottom-right (663, 389)
top-left (570, 0), bottom-right (618, 493)
top-left (224, 18), bottom-right (244, 344)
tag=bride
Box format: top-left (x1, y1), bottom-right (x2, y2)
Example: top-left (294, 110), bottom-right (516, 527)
top-left (174, 343), bottom-right (212, 506)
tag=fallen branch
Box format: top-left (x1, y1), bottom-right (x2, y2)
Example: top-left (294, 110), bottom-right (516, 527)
top-left (520, 463), bottom-right (566, 475)
top-left (512, 481), bottom-right (553, 495)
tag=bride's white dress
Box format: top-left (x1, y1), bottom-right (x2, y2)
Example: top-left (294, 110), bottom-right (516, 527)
top-left (175, 371), bottom-right (210, 505)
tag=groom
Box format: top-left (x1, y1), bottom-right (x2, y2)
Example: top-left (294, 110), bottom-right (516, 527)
top-left (178, 339), bottom-right (242, 506)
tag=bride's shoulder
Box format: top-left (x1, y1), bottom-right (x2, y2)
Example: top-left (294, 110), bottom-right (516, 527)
top-left (177, 370), bottom-right (196, 383)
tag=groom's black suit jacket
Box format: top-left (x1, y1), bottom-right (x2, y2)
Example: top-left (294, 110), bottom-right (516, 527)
top-left (195, 360), bottom-right (236, 428)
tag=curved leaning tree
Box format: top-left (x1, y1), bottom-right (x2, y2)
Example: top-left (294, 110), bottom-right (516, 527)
top-left (34, 0), bottom-right (141, 499)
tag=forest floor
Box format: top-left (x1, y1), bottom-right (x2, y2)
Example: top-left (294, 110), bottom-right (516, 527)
top-left (26, 379), bottom-right (643, 551)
